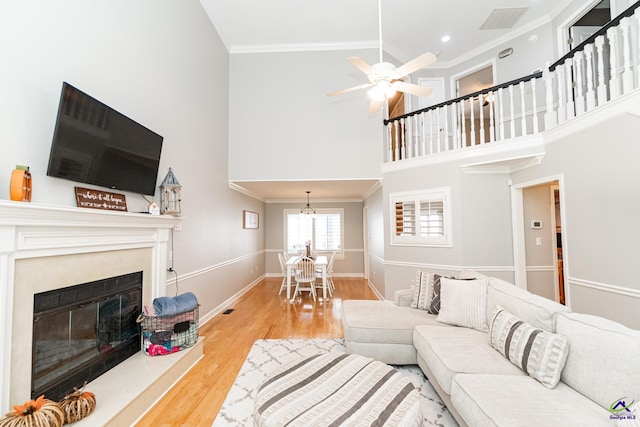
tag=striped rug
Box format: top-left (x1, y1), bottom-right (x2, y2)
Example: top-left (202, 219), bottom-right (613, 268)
top-left (213, 338), bottom-right (456, 426)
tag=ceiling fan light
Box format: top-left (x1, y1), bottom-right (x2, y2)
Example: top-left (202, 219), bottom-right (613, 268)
top-left (367, 81), bottom-right (395, 101)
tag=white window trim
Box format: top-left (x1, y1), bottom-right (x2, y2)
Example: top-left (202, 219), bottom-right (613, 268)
top-left (389, 187), bottom-right (452, 247)
top-left (284, 208), bottom-right (345, 258)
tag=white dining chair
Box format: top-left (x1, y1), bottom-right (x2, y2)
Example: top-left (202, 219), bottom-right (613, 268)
top-left (315, 251), bottom-right (336, 297)
top-left (293, 256), bottom-right (316, 301)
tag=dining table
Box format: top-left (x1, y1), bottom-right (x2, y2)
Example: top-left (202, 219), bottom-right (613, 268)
top-left (285, 255), bottom-right (328, 300)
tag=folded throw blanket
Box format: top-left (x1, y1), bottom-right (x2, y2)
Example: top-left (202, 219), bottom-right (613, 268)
top-left (153, 292), bottom-right (198, 316)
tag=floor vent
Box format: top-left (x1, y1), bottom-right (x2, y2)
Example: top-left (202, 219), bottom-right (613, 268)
top-left (223, 309), bottom-right (234, 315)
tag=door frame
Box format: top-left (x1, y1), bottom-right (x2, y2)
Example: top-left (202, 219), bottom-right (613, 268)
top-left (449, 59), bottom-right (496, 99)
top-left (556, 0), bottom-right (607, 55)
top-left (510, 174), bottom-right (570, 307)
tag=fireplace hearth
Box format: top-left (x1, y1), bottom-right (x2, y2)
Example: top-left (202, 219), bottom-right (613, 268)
top-left (32, 272), bottom-right (142, 400)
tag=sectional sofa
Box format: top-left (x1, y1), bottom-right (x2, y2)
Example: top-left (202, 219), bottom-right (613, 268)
top-left (342, 271), bottom-right (640, 426)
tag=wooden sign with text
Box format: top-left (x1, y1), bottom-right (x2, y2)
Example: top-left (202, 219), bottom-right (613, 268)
top-left (75, 187), bottom-right (128, 212)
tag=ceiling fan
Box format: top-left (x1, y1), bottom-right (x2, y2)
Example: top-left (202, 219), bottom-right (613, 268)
top-left (327, 0), bottom-right (438, 113)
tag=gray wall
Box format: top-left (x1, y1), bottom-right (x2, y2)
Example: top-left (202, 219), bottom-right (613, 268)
top-left (364, 187), bottom-right (385, 296)
top-left (264, 201), bottom-right (365, 277)
top-left (512, 112), bottom-right (640, 329)
top-left (1, 0), bottom-right (264, 321)
top-left (228, 49), bottom-right (384, 183)
top-left (380, 161), bottom-right (515, 299)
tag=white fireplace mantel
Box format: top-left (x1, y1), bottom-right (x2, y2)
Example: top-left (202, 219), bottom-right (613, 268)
top-left (0, 200), bottom-right (182, 413)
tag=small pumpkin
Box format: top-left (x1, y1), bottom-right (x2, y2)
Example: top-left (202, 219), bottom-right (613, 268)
top-left (58, 383), bottom-right (96, 424)
top-left (0, 395), bottom-right (64, 427)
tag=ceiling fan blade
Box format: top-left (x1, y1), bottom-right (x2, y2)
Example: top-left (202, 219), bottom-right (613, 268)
top-left (348, 57), bottom-right (373, 75)
top-left (327, 83), bottom-right (373, 97)
top-left (392, 81), bottom-right (433, 97)
top-left (394, 52), bottom-right (438, 78)
top-left (368, 98), bottom-right (382, 113)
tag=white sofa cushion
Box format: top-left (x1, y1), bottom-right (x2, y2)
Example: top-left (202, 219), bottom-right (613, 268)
top-left (451, 374), bottom-right (611, 426)
top-left (489, 307), bottom-right (569, 388)
top-left (557, 312), bottom-right (640, 410)
top-left (342, 300), bottom-right (441, 345)
top-left (413, 325), bottom-right (524, 395)
top-left (487, 278), bottom-right (570, 332)
top-left (437, 277), bottom-right (489, 332)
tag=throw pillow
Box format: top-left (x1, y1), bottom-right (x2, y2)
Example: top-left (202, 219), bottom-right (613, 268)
top-left (436, 278), bottom-right (489, 332)
top-left (410, 270), bottom-right (432, 310)
top-left (489, 307), bottom-right (569, 389)
top-left (428, 274), bottom-right (446, 314)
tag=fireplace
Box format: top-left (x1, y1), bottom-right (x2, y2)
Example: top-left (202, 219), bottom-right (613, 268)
top-left (32, 272), bottom-right (143, 400)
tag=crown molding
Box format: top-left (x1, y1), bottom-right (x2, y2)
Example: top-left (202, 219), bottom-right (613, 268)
top-left (229, 40), bottom-right (379, 54)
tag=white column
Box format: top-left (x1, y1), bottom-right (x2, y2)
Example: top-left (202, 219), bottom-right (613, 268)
top-left (489, 91), bottom-right (495, 142)
top-left (479, 94), bottom-right (486, 144)
top-left (460, 99), bottom-right (467, 148)
top-left (443, 104), bottom-right (450, 151)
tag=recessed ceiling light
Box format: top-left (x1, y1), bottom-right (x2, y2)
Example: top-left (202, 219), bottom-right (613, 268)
top-left (441, 35), bottom-right (451, 43)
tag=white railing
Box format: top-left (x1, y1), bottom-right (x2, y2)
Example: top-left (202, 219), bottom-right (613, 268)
top-left (385, 1), bottom-right (640, 164)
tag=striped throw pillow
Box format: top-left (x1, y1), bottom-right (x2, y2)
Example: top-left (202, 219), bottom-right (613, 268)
top-left (490, 307), bottom-right (569, 389)
top-left (410, 270), bottom-right (431, 310)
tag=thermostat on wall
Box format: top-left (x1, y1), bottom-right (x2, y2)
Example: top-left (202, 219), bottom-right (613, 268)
top-left (531, 220), bottom-right (543, 229)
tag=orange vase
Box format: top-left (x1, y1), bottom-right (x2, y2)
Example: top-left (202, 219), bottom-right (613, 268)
top-left (10, 168), bottom-right (32, 202)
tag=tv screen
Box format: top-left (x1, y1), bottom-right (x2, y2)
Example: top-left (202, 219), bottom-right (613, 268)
top-left (47, 82), bottom-right (163, 196)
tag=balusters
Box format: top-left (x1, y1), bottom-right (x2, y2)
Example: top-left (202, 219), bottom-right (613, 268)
top-left (479, 94), bottom-right (485, 144)
top-left (399, 118), bottom-right (406, 159)
top-left (635, 9), bottom-right (640, 89)
top-left (498, 87), bottom-right (505, 141)
top-left (620, 17), bottom-right (634, 93)
top-left (394, 120), bottom-right (400, 161)
top-left (460, 99), bottom-right (467, 148)
top-left (544, 63), bottom-right (558, 128)
top-left (584, 44), bottom-right (596, 111)
top-left (574, 51), bottom-right (586, 115)
top-left (488, 91), bottom-right (496, 142)
top-left (519, 81), bottom-right (526, 136)
top-left (428, 109), bottom-right (434, 154)
top-left (443, 104), bottom-right (450, 150)
top-left (387, 122), bottom-right (393, 162)
top-left (469, 97), bottom-right (476, 146)
top-left (420, 112), bottom-right (427, 156)
top-left (508, 85), bottom-right (515, 138)
top-left (607, 26), bottom-right (621, 99)
top-left (531, 77), bottom-right (539, 133)
top-left (436, 107), bottom-right (443, 152)
top-left (595, 35), bottom-right (608, 105)
top-left (563, 60), bottom-right (575, 119)
top-left (451, 102), bottom-right (460, 149)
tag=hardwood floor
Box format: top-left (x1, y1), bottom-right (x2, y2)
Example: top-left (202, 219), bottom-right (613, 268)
top-left (135, 277), bottom-right (378, 426)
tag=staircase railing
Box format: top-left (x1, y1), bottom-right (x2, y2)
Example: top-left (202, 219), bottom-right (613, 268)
top-left (384, 1), bottom-right (640, 164)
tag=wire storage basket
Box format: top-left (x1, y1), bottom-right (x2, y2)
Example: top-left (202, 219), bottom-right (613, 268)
top-left (137, 305), bottom-right (199, 356)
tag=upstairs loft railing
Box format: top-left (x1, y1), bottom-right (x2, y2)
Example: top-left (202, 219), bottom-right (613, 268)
top-left (384, 0), bottom-right (640, 164)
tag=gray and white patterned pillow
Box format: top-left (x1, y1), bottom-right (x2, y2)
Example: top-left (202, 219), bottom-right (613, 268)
top-left (410, 270), bottom-right (431, 310)
top-left (490, 307), bottom-right (569, 389)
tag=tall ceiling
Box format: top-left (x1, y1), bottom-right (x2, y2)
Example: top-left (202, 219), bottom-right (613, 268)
top-left (200, 0), bottom-right (573, 201)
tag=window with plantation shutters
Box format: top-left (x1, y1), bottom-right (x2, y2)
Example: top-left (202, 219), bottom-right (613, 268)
top-left (391, 188), bottom-right (451, 246)
top-left (285, 209), bottom-right (343, 256)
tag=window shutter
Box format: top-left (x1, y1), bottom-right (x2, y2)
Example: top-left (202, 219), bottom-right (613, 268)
top-left (390, 188), bottom-right (451, 247)
top-left (419, 200), bottom-right (444, 236)
top-left (315, 213), bottom-right (341, 251)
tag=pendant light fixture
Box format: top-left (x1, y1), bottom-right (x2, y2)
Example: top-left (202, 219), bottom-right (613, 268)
top-left (299, 191), bottom-right (317, 218)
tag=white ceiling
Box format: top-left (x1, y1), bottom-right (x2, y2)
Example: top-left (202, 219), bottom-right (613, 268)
top-left (201, 0), bottom-right (572, 201)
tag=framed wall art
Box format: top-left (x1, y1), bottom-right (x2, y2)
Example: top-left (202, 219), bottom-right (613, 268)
top-left (243, 210), bottom-right (258, 229)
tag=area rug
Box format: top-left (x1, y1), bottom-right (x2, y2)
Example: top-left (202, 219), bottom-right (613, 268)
top-left (213, 338), bottom-right (457, 426)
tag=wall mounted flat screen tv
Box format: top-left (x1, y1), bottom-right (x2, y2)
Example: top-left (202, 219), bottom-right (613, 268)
top-left (47, 82), bottom-right (163, 196)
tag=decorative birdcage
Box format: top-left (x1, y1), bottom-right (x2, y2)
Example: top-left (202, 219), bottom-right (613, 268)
top-left (160, 167), bottom-right (181, 215)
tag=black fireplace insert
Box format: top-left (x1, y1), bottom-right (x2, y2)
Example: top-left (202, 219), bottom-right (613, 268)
top-left (32, 271), bottom-right (142, 400)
